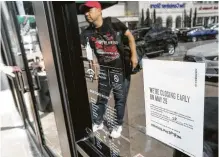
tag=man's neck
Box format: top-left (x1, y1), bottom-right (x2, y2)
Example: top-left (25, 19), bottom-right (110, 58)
top-left (93, 17), bottom-right (103, 28)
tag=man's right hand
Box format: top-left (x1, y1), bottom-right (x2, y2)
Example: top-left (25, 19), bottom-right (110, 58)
top-left (131, 55), bottom-right (138, 70)
top-left (12, 66), bottom-right (22, 73)
top-left (1, 66), bottom-right (21, 77)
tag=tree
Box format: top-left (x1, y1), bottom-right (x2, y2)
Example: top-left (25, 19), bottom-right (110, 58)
top-left (153, 9), bottom-right (156, 24)
top-left (145, 8), bottom-right (151, 27)
top-left (189, 8), bottom-right (192, 27)
top-left (184, 9), bottom-right (187, 27)
top-left (193, 8), bottom-right (197, 27)
top-left (141, 9), bottom-right (144, 27)
top-left (184, 9), bottom-right (190, 27)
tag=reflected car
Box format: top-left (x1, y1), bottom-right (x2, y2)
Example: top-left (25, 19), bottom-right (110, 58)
top-left (131, 27), bottom-right (178, 56)
top-left (179, 26), bottom-right (218, 42)
top-left (184, 42), bottom-right (218, 78)
top-left (207, 23), bottom-right (219, 31)
top-left (177, 27), bottom-right (191, 38)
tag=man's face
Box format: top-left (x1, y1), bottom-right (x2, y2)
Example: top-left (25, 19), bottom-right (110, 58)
top-left (84, 7), bottom-right (101, 23)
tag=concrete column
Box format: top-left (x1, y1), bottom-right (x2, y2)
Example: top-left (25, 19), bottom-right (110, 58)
top-left (172, 20), bottom-right (176, 29)
top-left (125, 22), bottom-right (129, 27)
top-left (208, 17), bottom-right (212, 25)
top-left (163, 21), bottom-right (166, 27)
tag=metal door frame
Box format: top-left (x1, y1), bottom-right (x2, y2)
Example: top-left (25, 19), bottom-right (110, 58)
top-left (31, 2), bottom-right (75, 157)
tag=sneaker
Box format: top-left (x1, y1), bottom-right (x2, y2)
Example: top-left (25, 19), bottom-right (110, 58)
top-left (92, 122), bottom-right (104, 132)
top-left (110, 125), bottom-right (122, 138)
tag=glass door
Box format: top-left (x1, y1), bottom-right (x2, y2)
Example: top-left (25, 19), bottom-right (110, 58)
top-left (1, 22), bottom-right (27, 129)
top-left (2, 1), bottom-right (74, 157)
top-left (1, 1), bottom-right (36, 135)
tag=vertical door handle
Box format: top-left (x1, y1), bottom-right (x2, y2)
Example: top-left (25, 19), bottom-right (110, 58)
top-left (33, 69), bottom-right (41, 90)
top-left (16, 72), bottom-right (26, 92)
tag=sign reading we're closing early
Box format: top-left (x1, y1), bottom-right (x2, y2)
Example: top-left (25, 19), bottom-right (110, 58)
top-left (143, 60), bottom-right (205, 157)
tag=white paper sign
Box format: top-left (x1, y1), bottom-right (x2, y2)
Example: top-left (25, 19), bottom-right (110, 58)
top-left (142, 59), bottom-right (205, 157)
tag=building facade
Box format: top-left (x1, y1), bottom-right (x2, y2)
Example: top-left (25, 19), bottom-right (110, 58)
top-left (138, 1), bottom-right (219, 28)
top-left (77, 1), bottom-right (218, 31)
top-left (194, 1), bottom-right (219, 26)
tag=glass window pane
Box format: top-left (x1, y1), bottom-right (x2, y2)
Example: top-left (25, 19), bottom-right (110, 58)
top-left (76, 1), bottom-right (218, 157)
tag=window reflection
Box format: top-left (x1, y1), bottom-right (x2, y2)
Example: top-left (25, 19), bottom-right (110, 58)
top-left (77, 1), bottom-right (218, 157)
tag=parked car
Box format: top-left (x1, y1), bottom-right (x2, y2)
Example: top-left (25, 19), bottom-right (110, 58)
top-left (170, 27), bottom-right (179, 34)
top-left (177, 27), bottom-right (192, 38)
top-left (184, 42), bottom-right (218, 78)
top-left (179, 26), bottom-right (218, 42)
top-left (130, 27), bottom-right (178, 56)
top-left (207, 23), bottom-right (219, 31)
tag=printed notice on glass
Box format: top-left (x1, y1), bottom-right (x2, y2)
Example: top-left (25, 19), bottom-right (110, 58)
top-left (142, 59), bottom-right (205, 157)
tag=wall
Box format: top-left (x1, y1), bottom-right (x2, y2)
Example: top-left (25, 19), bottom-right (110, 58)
top-left (102, 3), bottom-right (125, 17)
top-left (125, 1), bottom-right (139, 16)
top-left (194, 3), bottom-right (219, 17)
top-left (0, 55), bottom-right (10, 91)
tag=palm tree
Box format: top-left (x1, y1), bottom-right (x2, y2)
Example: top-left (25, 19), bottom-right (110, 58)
top-left (184, 9), bottom-right (190, 27)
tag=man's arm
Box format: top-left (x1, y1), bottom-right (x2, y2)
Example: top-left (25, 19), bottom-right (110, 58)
top-left (111, 17), bottom-right (138, 69)
top-left (124, 30), bottom-right (138, 69)
top-left (0, 63), bottom-right (21, 77)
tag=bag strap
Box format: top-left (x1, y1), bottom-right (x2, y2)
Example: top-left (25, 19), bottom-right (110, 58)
top-left (104, 17), bottom-right (123, 45)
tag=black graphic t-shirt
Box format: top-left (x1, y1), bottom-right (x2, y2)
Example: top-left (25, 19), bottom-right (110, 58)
top-left (81, 17), bottom-right (128, 69)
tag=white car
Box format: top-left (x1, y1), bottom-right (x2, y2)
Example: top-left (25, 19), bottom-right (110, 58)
top-left (207, 23), bottom-right (219, 31)
top-left (184, 41), bottom-right (218, 78)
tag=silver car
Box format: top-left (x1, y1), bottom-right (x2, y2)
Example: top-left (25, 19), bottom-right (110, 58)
top-left (184, 42), bottom-right (218, 78)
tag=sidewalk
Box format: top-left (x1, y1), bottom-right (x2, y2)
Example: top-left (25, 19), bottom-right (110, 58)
top-left (0, 89), bottom-right (41, 157)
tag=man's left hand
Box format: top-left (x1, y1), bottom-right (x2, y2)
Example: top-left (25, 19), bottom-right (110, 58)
top-left (131, 55), bottom-right (138, 69)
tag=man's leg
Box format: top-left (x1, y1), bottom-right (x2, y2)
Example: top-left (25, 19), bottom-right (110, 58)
top-left (93, 68), bottom-right (111, 125)
top-left (113, 75), bottom-right (131, 126)
top-left (110, 74), bottom-right (131, 138)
